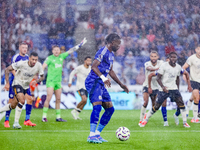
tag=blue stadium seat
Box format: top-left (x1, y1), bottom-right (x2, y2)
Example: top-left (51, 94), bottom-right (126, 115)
top-left (58, 33), bottom-right (65, 39)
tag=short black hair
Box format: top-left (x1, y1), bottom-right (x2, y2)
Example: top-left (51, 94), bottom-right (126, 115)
top-left (30, 52), bottom-right (38, 57)
top-left (84, 56), bottom-right (91, 60)
top-left (105, 33), bottom-right (121, 44)
top-left (169, 52), bottom-right (178, 57)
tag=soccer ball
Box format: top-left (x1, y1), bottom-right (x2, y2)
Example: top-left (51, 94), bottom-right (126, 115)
top-left (116, 127), bottom-right (130, 141)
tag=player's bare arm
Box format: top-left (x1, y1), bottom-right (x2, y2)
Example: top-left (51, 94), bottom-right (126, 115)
top-left (182, 62), bottom-right (189, 70)
top-left (31, 75), bottom-right (45, 86)
top-left (4, 65), bottom-right (14, 91)
top-left (148, 72), bottom-right (156, 94)
top-left (183, 70), bottom-right (192, 92)
top-left (91, 59), bottom-right (111, 87)
top-left (156, 73), bottom-right (168, 93)
top-left (176, 76), bottom-right (180, 90)
top-left (109, 65), bottom-right (129, 93)
top-left (146, 66), bottom-right (159, 72)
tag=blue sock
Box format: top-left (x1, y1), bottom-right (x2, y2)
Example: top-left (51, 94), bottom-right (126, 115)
top-left (97, 107), bottom-right (115, 134)
top-left (161, 107), bottom-right (167, 121)
top-left (25, 104), bottom-right (32, 121)
top-left (198, 101), bottom-right (200, 113)
top-left (175, 108), bottom-right (180, 116)
top-left (90, 105), bottom-right (102, 134)
top-left (5, 110), bottom-right (12, 121)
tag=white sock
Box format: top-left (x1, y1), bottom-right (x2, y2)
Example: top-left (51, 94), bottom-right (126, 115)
top-left (140, 106), bottom-right (146, 121)
top-left (180, 109), bottom-right (187, 124)
top-left (0, 104), bottom-right (11, 113)
top-left (186, 100), bottom-right (193, 115)
top-left (90, 132), bottom-right (96, 136)
top-left (75, 108), bottom-right (81, 114)
top-left (15, 106), bottom-right (22, 123)
top-left (145, 109), bottom-right (155, 121)
top-left (95, 130), bottom-right (100, 135)
top-left (193, 103), bottom-right (198, 119)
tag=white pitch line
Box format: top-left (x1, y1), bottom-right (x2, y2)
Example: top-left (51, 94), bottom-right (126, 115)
top-left (0, 130), bottom-right (200, 133)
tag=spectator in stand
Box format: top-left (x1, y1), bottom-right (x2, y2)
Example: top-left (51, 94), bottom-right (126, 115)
top-left (138, 33), bottom-right (149, 50)
top-left (1, 62), bottom-right (6, 84)
top-left (119, 20), bottom-right (130, 32)
top-left (177, 51), bottom-right (187, 66)
top-left (15, 9), bottom-right (24, 22)
top-left (16, 29), bottom-right (25, 41)
top-left (38, 46), bottom-right (49, 63)
top-left (66, 58), bottom-right (78, 73)
top-left (187, 30), bottom-right (199, 44)
top-left (7, 11), bottom-right (16, 25)
top-left (24, 36), bottom-right (33, 49)
top-left (146, 29), bottom-right (155, 43)
top-left (24, 20), bottom-right (32, 33)
top-left (191, 8), bottom-right (200, 22)
top-left (164, 40), bottom-right (175, 56)
top-left (34, 6), bottom-right (43, 16)
top-left (15, 37), bottom-right (23, 51)
top-left (55, 13), bottom-right (65, 32)
top-left (48, 19), bottom-right (57, 38)
top-left (41, 20), bottom-right (50, 34)
top-left (174, 41), bottom-right (183, 55)
top-left (136, 67), bottom-right (145, 85)
top-left (171, 27), bottom-right (179, 41)
top-left (95, 28), bottom-right (104, 46)
top-left (155, 30), bottom-right (165, 45)
top-left (24, 14), bottom-right (32, 24)
top-left (66, 2), bottom-right (74, 21)
top-left (15, 18), bottom-right (25, 31)
top-left (32, 20), bottom-right (41, 33)
top-left (164, 30), bottom-right (173, 43)
top-left (103, 14), bottom-right (114, 28)
top-left (170, 19), bottom-right (179, 32)
top-left (124, 51), bottom-right (135, 67)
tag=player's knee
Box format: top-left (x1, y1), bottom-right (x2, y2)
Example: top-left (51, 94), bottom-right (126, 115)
top-left (19, 99), bottom-right (25, 105)
top-left (10, 103), bottom-right (16, 109)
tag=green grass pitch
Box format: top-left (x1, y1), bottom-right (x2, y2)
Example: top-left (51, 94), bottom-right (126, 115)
top-left (0, 109), bottom-right (200, 150)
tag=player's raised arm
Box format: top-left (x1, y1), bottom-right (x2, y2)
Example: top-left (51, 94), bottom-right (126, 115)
top-left (146, 66), bottom-right (159, 72)
top-left (109, 65), bottom-right (129, 93)
top-left (4, 65), bottom-right (15, 91)
top-left (67, 38), bottom-right (87, 54)
top-left (148, 72), bottom-right (156, 94)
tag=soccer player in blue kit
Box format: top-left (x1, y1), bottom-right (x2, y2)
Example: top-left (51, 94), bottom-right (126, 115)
top-left (4, 42), bottom-right (36, 128)
top-left (85, 33), bottom-right (129, 144)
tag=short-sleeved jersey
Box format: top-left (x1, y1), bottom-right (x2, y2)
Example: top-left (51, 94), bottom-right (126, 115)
top-left (186, 54), bottom-right (200, 83)
top-left (86, 46), bottom-right (114, 85)
top-left (143, 60), bottom-right (164, 90)
top-left (157, 62), bottom-right (184, 91)
top-left (10, 54), bottom-right (29, 84)
top-left (12, 60), bottom-right (44, 89)
top-left (69, 64), bottom-right (91, 90)
top-left (44, 52), bottom-right (68, 83)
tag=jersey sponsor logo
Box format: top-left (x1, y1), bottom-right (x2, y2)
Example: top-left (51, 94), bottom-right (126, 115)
top-left (55, 63), bottom-right (62, 68)
top-left (168, 73), bottom-right (175, 78)
top-left (24, 73), bottom-right (34, 77)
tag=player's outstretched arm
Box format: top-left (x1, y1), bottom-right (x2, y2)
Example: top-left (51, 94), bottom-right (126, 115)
top-left (156, 73), bottom-right (168, 93)
top-left (92, 59), bottom-right (111, 88)
top-left (183, 70), bottom-right (192, 92)
top-left (109, 66), bottom-right (129, 93)
top-left (146, 66), bottom-right (159, 72)
top-left (4, 65), bottom-right (14, 91)
top-left (148, 72), bottom-right (156, 94)
top-left (67, 38), bottom-right (87, 54)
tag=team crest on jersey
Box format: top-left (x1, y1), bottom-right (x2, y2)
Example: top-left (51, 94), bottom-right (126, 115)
top-left (99, 95), bottom-right (102, 100)
top-left (98, 54), bottom-right (103, 60)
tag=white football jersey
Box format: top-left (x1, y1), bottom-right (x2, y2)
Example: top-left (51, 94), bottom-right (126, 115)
top-left (186, 54), bottom-right (200, 83)
top-left (69, 64), bottom-right (91, 90)
top-left (12, 60), bottom-right (44, 89)
top-left (143, 60), bottom-right (164, 90)
top-left (157, 62), bottom-right (184, 91)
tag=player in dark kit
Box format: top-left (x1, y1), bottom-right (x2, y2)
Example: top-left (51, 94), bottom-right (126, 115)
top-left (85, 33), bottom-right (129, 143)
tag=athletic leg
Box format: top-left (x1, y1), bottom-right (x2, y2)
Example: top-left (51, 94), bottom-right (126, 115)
top-left (191, 89), bottom-right (199, 122)
top-left (42, 87), bottom-right (54, 121)
top-left (139, 91), bottom-right (149, 125)
top-left (161, 99), bottom-right (168, 126)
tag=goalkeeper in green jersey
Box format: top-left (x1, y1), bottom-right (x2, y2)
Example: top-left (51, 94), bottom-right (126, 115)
top-left (42, 38), bottom-right (87, 122)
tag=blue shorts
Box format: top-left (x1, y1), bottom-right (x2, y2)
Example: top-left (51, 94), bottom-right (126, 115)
top-left (85, 80), bottom-right (111, 104)
top-left (9, 85), bottom-right (31, 99)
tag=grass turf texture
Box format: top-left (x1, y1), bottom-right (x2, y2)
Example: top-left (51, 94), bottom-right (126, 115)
top-left (0, 109), bottom-right (200, 150)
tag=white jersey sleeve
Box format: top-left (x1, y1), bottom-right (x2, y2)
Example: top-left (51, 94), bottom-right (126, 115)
top-left (12, 61), bottom-right (24, 70)
top-left (157, 63), bottom-right (165, 75)
top-left (68, 66), bottom-right (80, 84)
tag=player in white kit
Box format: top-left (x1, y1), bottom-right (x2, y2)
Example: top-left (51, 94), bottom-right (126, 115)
top-left (139, 51), bottom-right (164, 126)
top-left (140, 52), bottom-right (192, 128)
top-left (69, 56), bottom-right (92, 120)
top-left (0, 52), bottom-right (44, 129)
top-left (182, 46), bottom-right (200, 123)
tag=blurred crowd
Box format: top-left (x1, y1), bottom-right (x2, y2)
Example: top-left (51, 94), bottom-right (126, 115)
top-left (1, 0), bottom-right (200, 86)
top-left (0, 0), bottom-right (78, 85)
top-left (94, 0), bottom-right (200, 85)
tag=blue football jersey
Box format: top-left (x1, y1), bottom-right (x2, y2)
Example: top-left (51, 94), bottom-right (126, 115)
top-left (10, 53), bottom-right (29, 84)
top-left (86, 46), bottom-right (114, 85)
